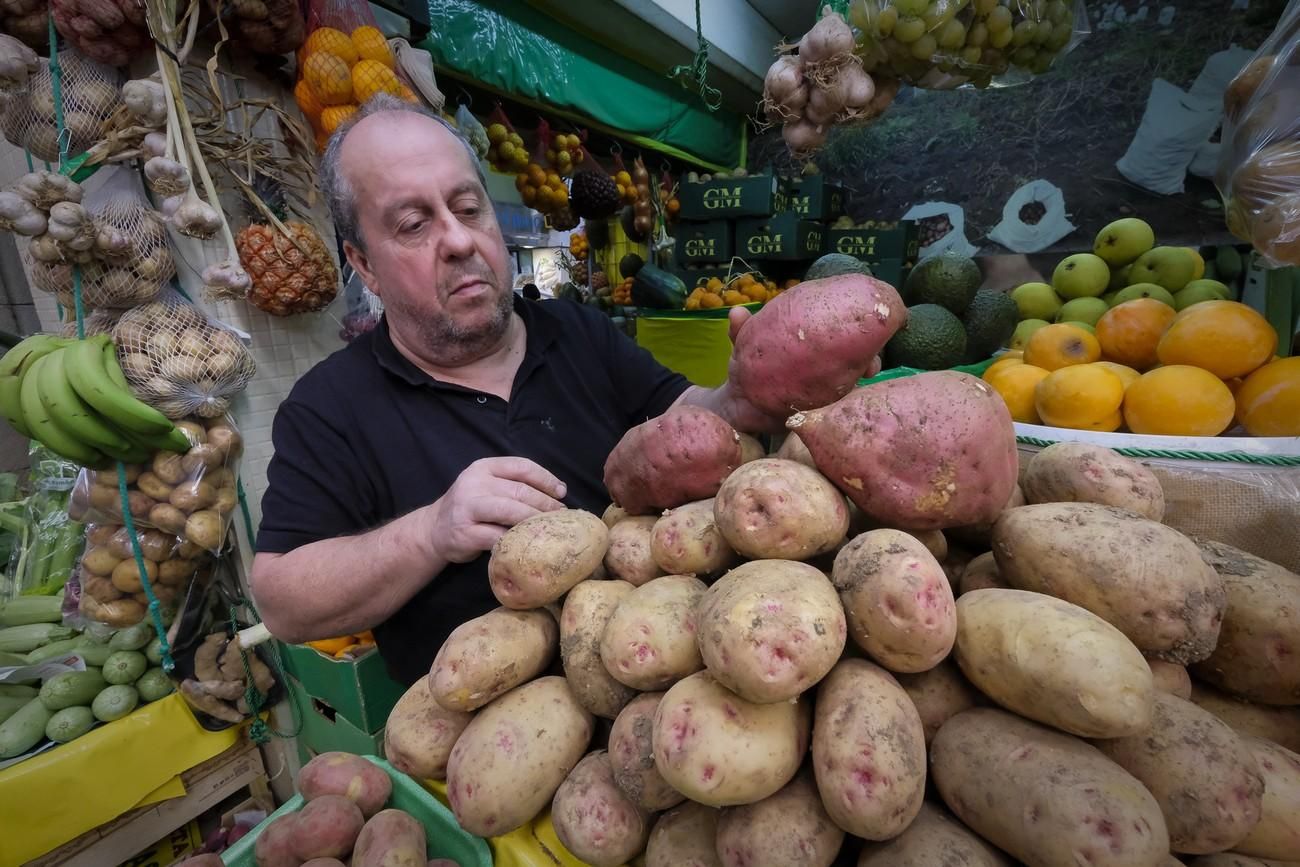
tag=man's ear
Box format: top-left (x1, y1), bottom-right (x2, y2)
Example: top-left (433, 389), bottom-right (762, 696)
top-left (344, 240), bottom-right (378, 296)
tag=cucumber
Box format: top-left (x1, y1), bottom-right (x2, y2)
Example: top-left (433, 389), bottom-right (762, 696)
top-left (0, 596), bottom-right (64, 626)
top-left (0, 695), bottom-right (32, 722)
top-left (92, 684), bottom-right (138, 721)
top-left (0, 684), bottom-right (38, 698)
top-left (108, 623), bottom-right (152, 651)
top-left (0, 697), bottom-right (53, 757)
top-left (24, 637), bottom-right (86, 664)
top-left (72, 640), bottom-right (116, 667)
top-left (45, 705), bottom-right (95, 743)
top-left (102, 651), bottom-right (147, 685)
top-left (0, 650), bottom-right (30, 667)
top-left (144, 637), bottom-right (164, 666)
top-left (39, 670), bottom-right (108, 710)
top-left (135, 668), bottom-right (174, 702)
top-left (0, 623), bottom-right (75, 653)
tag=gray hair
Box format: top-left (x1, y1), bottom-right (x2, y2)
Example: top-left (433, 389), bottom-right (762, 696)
top-left (318, 93), bottom-right (487, 251)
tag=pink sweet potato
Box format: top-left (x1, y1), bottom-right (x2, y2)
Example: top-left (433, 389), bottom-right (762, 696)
top-left (604, 406), bottom-right (742, 515)
top-left (730, 274), bottom-right (906, 416)
top-left (253, 814), bottom-right (300, 867)
top-left (290, 795), bottom-right (365, 861)
top-left (788, 371), bottom-right (1017, 530)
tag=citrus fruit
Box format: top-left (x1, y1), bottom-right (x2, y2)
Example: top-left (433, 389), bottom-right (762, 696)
top-left (303, 51), bottom-right (354, 106)
top-left (352, 59), bottom-right (402, 103)
top-left (1123, 365), bottom-right (1236, 436)
top-left (293, 78), bottom-right (323, 125)
top-left (320, 104), bottom-right (358, 134)
top-left (1023, 323), bottom-right (1101, 371)
top-left (1234, 356), bottom-right (1300, 436)
top-left (351, 25), bottom-right (395, 68)
top-left (304, 27), bottom-right (358, 65)
top-left (1095, 298), bottom-right (1176, 371)
top-left (1156, 300), bottom-right (1277, 379)
top-left (1035, 364), bottom-right (1125, 430)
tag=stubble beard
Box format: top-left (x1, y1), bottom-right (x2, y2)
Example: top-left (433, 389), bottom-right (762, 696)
top-left (387, 272), bottom-right (514, 367)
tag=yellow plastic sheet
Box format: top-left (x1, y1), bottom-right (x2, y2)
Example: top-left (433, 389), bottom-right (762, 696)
top-left (0, 694), bottom-right (241, 866)
top-left (423, 779), bottom-right (646, 867)
top-left (635, 316), bottom-right (734, 388)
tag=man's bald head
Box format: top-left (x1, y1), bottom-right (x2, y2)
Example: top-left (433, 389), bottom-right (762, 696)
top-left (319, 94), bottom-right (486, 251)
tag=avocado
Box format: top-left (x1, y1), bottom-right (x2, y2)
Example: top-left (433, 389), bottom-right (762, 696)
top-left (962, 289), bottom-right (1019, 361)
top-left (619, 252), bottom-right (645, 278)
top-left (904, 253), bottom-right (982, 315)
top-left (804, 253), bottom-right (873, 282)
top-left (884, 304), bottom-right (968, 371)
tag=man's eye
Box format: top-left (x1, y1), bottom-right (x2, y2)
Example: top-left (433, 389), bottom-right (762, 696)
top-left (458, 206), bottom-right (480, 219)
top-left (400, 220), bottom-right (425, 234)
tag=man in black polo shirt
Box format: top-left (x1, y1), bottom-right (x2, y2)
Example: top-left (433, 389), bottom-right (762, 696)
top-left (252, 95), bottom-right (781, 685)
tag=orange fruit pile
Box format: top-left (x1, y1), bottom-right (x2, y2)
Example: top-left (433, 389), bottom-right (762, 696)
top-left (295, 25), bottom-right (416, 151)
top-left (684, 274), bottom-right (794, 310)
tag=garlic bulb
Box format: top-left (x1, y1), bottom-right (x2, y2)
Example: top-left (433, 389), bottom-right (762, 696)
top-left (13, 171), bottom-right (84, 210)
top-left (94, 222), bottom-right (134, 264)
top-left (171, 194), bottom-right (223, 239)
top-left (0, 34), bottom-right (39, 95)
top-left (141, 131), bottom-right (168, 159)
top-left (27, 234), bottom-right (65, 263)
top-left (144, 157), bottom-right (191, 198)
top-left (46, 201), bottom-right (97, 251)
top-left (0, 190), bottom-right (48, 236)
top-left (122, 78), bottom-right (167, 128)
top-left (201, 261), bottom-right (252, 300)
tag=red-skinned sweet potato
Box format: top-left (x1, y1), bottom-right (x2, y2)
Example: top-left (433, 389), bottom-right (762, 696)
top-left (789, 371), bottom-right (1018, 530)
top-left (604, 406), bottom-right (742, 515)
top-left (730, 274), bottom-right (906, 416)
top-left (298, 752), bottom-right (392, 817)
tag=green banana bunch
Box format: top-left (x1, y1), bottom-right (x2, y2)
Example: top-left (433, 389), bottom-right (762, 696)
top-left (0, 333), bottom-right (191, 467)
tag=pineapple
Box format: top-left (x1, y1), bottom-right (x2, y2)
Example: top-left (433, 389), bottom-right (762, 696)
top-left (236, 178), bottom-right (339, 316)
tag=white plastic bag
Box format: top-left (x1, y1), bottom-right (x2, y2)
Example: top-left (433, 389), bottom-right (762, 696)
top-left (902, 201), bottom-right (979, 259)
top-left (1117, 78), bottom-right (1222, 195)
top-left (987, 179), bottom-right (1076, 254)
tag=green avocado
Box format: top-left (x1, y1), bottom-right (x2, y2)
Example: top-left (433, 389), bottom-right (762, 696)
top-left (904, 253), bottom-right (982, 315)
top-left (962, 289), bottom-right (1019, 361)
top-left (804, 253), bottom-right (873, 282)
top-left (885, 304), bottom-right (968, 371)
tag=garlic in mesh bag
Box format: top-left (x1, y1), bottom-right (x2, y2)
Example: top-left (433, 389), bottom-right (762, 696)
top-left (112, 295), bottom-right (256, 420)
top-left (0, 48), bottom-right (120, 163)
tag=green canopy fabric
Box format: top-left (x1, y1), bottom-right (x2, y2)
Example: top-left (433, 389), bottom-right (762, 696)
top-left (418, 0), bottom-right (744, 169)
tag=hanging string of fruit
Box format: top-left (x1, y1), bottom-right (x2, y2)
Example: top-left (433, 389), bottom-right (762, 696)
top-left (546, 129), bottom-right (585, 176)
top-left (629, 155), bottom-right (653, 240)
top-left (516, 118), bottom-right (570, 218)
top-left (485, 103), bottom-right (529, 174)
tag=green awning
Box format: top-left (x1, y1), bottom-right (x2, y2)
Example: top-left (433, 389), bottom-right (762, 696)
top-left (418, 0), bottom-right (744, 170)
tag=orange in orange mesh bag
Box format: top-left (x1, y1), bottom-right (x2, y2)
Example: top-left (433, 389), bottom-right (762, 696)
top-left (110, 293), bottom-right (256, 420)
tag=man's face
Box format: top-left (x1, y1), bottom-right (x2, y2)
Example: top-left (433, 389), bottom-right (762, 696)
top-left (340, 113), bottom-right (513, 366)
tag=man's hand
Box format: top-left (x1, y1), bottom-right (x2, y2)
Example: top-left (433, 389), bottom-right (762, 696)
top-left (428, 457), bottom-right (567, 563)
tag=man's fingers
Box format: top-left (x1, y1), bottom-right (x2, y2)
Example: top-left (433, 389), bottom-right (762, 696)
top-left (473, 495), bottom-right (547, 529)
top-left (449, 524), bottom-right (507, 563)
top-left (478, 456), bottom-right (568, 500)
top-left (494, 479), bottom-right (566, 514)
top-left (727, 306), bottom-right (752, 343)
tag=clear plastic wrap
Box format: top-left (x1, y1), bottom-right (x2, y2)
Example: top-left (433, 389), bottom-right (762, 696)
top-left (848, 0), bottom-right (1090, 89)
top-left (71, 520), bottom-right (208, 628)
top-left (1215, 3), bottom-right (1300, 266)
top-left (454, 101), bottom-right (489, 159)
top-left (6, 485), bottom-right (82, 599)
top-left (68, 414), bottom-right (243, 557)
top-left (111, 295), bottom-right (256, 420)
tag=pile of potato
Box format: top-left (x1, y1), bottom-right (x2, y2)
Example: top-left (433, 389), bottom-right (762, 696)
top-left (380, 275), bottom-right (1299, 867)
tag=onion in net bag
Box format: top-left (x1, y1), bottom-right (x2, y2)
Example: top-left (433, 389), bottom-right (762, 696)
top-left (111, 296), bottom-right (257, 420)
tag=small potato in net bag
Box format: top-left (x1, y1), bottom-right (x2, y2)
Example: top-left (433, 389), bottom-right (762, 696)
top-left (1216, 3), bottom-right (1300, 266)
top-left (70, 414), bottom-right (243, 560)
top-left (71, 519), bottom-right (209, 628)
top-left (0, 48), bottom-right (120, 162)
top-left (112, 297), bottom-right (256, 420)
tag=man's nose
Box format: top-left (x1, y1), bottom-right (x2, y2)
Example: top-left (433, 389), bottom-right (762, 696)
top-left (437, 212), bottom-right (476, 259)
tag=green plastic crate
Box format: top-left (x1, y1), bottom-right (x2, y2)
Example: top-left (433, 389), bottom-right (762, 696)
top-left (220, 756), bottom-right (490, 867)
top-left (278, 641), bottom-right (405, 734)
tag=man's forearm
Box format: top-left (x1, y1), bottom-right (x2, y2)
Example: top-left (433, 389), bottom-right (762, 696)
top-left (250, 504), bottom-right (448, 644)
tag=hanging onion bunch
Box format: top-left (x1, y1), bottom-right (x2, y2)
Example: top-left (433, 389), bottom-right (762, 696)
top-left (763, 7), bottom-right (898, 158)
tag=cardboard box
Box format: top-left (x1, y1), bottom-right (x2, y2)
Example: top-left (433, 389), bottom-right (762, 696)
top-left (824, 221), bottom-right (920, 263)
top-left (777, 175), bottom-right (845, 221)
top-left (735, 213), bottom-right (826, 261)
top-left (673, 221), bottom-right (734, 265)
top-left (290, 675), bottom-right (385, 764)
top-left (678, 174), bottom-right (780, 220)
top-left (279, 642), bottom-right (404, 734)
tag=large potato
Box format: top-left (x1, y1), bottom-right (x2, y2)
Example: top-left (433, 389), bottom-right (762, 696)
top-left (488, 509), bottom-right (608, 608)
top-left (1234, 737), bottom-right (1300, 860)
top-left (1190, 683), bottom-right (1300, 753)
top-left (645, 801), bottom-right (721, 867)
top-left (955, 589), bottom-right (1154, 737)
top-left (959, 551), bottom-right (1007, 595)
top-left (993, 503), bottom-right (1226, 664)
top-left (775, 432), bottom-right (816, 468)
top-left (604, 516), bottom-right (666, 586)
top-left (812, 658), bottom-right (927, 840)
top-left (737, 433), bottom-right (765, 464)
top-left (429, 607), bottom-right (557, 712)
top-left (1184, 856), bottom-right (1293, 866)
top-left (1094, 692), bottom-right (1265, 854)
top-left (383, 677), bottom-right (472, 780)
top-left (445, 676), bottom-right (594, 836)
top-left (609, 692), bottom-right (684, 811)
top-left (352, 809), bottom-right (425, 867)
top-left (551, 751), bottom-right (651, 867)
top-left (298, 752), bottom-right (392, 817)
top-left (894, 659), bottom-right (982, 745)
top-left (602, 503), bottom-right (629, 527)
top-left (696, 559), bottom-right (845, 703)
top-left (560, 579), bottom-right (638, 719)
top-left (856, 801), bottom-right (1013, 866)
top-left (604, 406), bottom-right (742, 514)
top-left (832, 529), bottom-right (956, 673)
top-left (1022, 442), bottom-right (1165, 521)
top-left (601, 575), bottom-right (706, 690)
top-left (653, 671), bottom-right (809, 807)
top-left (1192, 540), bottom-right (1300, 706)
top-left (713, 459), bottom-right (849, 560)
top-left (932, 708), bottom-right (1170, 867)
top-left (789, 371), bottom-right (1018, 531)
top-left (715, 770), bottom-right (844, 867)
top-left (650, 499), bottom-right (736, 576)
top-left (1147, 659), bottom-right (1192, 699)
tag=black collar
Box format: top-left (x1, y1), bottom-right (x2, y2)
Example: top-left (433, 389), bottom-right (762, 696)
top-left (370, 294), bottom-right (560, 389)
